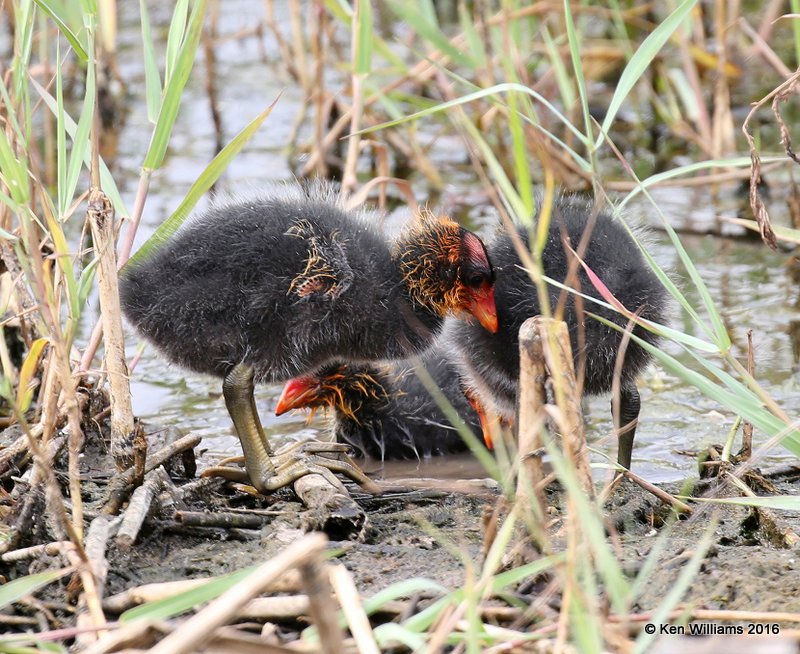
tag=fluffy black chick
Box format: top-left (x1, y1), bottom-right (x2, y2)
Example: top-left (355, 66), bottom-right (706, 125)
top-left (446, 197), bottom-right (666, 469)
top-left (274, 349), bottom-right (483, 460)
top-left (120, 185), bottom-right (497, 492)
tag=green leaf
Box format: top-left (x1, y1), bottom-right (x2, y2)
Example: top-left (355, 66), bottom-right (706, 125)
top-left (387, 0), bottom-right (473, 67)
top-left (0, 568), bottom-right (71, 610)
top-left (30, 78), bottom-right (128, 216)
top-left (143, 0), bottom-right (207, 170)
top-left (128, 100), bottom-right (276, 267)
top-left (563, 0), bottom-right (593, 147)
top-left (373, 623), bottom-right (426, 650)
top-left (596, 0), bottom-right (698, 150)
top-left (353, 0), bottom-right (372, 75)
top-left (458, 5), bottom-right (487, 68)
top-left (634, 521), bottom-right (716, 654)
top-left (122, 567), bottom-right (256, 622)
top-left (139, 0), bottom-right (163, 123)
top-left (0, 126), bottom-right (29, 205)
top-left (362, 578), bottom-right (448, 615)
top-left (63, 34), bottom-right (95, 214)
top-left (32, 0), bottom-right (89, 62)
top-left (164, 0), bottom-right (189, 83)
top-left (55, 44), bottom-right (68, 216)
top-left (77, 257), bottom-right (99, 307)
top-left (16, 338), bottom-right (48, 413)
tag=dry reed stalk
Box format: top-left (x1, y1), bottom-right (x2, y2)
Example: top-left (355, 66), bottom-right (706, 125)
top-left (537, 317), bottom-right (593, 498)
top-left (741, 71), bottom-right (798, 252)
top-left (711, 0), bottom-right (736, 162)
top-left (328, 564), bottom-right (380, 654)
top-left (516, 318), bottom-right (548, 519)
top-left (311, 0), bottom-right (328, 178)
top-left (88, 188), bottom-right (135, 470)
top-left (203, 0), bottom-right (223, 156)
top-left (740, 16), bottom-right (795, 78)
top-left (298, 554), bottom-right (346, 654)
top-left (145, 533), bottom-right (329, 654)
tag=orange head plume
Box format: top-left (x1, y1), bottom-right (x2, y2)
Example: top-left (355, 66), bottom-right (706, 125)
top-left (395, 212), bottom-right (497, 333)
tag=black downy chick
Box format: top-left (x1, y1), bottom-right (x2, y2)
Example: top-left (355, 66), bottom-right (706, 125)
top-left (274, 348), bottom-right (483, 460)
top-left (120, 185), bottom-right (497, 493)
top-left (446, 197), bottom-right (666, 469)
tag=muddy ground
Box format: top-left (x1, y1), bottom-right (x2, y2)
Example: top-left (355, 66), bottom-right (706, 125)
top-left (3, 423), bottom-right (800, 643)
top-left (95, 470), bottom-right (799, 615)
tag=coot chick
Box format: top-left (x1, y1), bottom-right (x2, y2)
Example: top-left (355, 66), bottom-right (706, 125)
top-left (274, 349), bottom-right (483, 460)
top-left (120, 186), bottom-right (497, 492)
top-left (447, 198), bottom-right (666, 469)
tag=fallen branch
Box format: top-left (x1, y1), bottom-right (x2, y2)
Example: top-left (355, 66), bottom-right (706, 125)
top-left (103, 433), bottom-right (202, 515)
top-left (116, 467), bottom-right (170, 549)
top-left (294, 473), bottom-right (367, 541)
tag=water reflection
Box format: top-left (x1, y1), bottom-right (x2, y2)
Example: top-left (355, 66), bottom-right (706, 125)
top-left (111, 1), bottom-right (799, 484)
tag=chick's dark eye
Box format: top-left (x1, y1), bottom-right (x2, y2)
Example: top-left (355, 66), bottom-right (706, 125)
top-left (467, 273), bottom-right (486, 287)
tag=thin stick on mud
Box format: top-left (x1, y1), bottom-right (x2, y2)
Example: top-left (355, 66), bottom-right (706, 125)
top-left (145, 533), bottom-right (329, 654)
top-left (621, 470), bottom-right (692, 515)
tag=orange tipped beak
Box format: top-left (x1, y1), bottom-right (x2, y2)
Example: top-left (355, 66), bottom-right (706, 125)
top-left (467, 285), bottom-right (498, 333)
top-left (465, 390), bottom-right (495, 450)
top-left (275, 377), bottom-right (317, 415)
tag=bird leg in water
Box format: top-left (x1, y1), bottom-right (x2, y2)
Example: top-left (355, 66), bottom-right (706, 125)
top-left (615, 382), bottom-right (641, 470)
top-left (202, 363), bottom-right (379, 494)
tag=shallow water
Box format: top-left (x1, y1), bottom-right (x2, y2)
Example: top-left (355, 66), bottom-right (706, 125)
top-left (108, 1), bottom-right (799, 484)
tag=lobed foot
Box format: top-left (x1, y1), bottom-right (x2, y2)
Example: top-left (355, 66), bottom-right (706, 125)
top-left (203, 439), bottom-right (380, 495)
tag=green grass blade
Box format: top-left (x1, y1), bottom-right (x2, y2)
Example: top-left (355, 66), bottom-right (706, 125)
top-left (30, 78), bottom-right (128, 216)
top-left (458, 4), bottom-right (487, 68)
top-left (617, 157), bottom-right (765, 210)
top-left (32, 0), bottom-right (89, 61)
top-left (0, 129), bottom-right (30, 205)
top-left (143, 0), bottom-right (207, 171)
top-left (363, 578), bottom-right (448, 615)
top-left (353, 0), bottom-right (372, 74)
top-left (0, 568), bottom-right (71, 610)
top-left (562, 0), bottom-right (592, 147)
top-left (387, 0), bottom-right (473, 67)
top-left (621, 327), bottom-right (800, 456)
top-left (128, 101), bottom-right (276, 267)
top-left (139, 0), bottom-right (162, 123)
top-left (55, 44), bottom-right (68, 215)
top-left (596, 0), bottom-right (697, 150)
top-left (122, 567), bottom-right (255, 622)
top-left (372, 623), bottom-right (426, 650)
top-left (64, 34), bottom-right (95, 211)
top-left (164, 0), bottom-right (189, 83)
